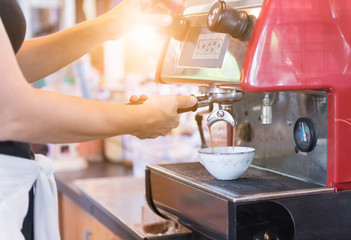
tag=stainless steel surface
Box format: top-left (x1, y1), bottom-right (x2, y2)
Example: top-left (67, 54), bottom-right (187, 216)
top-left (207, 109), bottom-right (236, 127)
top-left (234, 91), bottom-right (328, 185)
top-left (74, 177), bottom-right (191, 239)
top-left (196, 90), bottom-right (327, 185)
top-left (147, 163), bottom-right (333, 203)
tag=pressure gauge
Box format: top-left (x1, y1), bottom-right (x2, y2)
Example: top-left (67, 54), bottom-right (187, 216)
top-left (293, 118), bottom-right (317, 153)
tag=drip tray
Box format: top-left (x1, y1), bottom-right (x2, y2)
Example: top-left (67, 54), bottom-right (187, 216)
top-left (147, 162), bottom-right (333, 203)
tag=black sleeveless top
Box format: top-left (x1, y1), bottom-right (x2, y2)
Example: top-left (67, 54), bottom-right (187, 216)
top-left (0, 0), bottom-right (33, 160)
top-left (1, 1), bottom-right (34, 240)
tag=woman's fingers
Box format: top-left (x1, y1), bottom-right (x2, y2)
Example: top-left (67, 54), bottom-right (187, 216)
top-left (129, 94), bottom-right (149, 103)
top-left (139, 94), bottom-right (148, 101)
top-left (177, 95), bottom-right (198, 109)
top-left (129, 95), bottom-right (139, 102)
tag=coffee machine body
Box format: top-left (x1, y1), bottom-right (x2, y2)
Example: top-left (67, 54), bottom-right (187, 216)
top-left (148, 0), bottom-right (351, 239)
top-left (156, 0), bottom-right (351, 189)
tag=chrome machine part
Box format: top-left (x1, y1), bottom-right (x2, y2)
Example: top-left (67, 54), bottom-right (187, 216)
top-left (199, 85), bottom-right (244, 103)
top-left (219, 103), bottom-right (233, 112)
top-left (197, 86), bottom-right (243, 105)
top-left (197, 86), bottom-right (242, 127)
top-left (207, 109), bottom-right (236, 128)
top-left (261, 93), bottom-right (273, 125)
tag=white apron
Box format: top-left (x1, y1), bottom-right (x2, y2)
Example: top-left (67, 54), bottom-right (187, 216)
top-left (0, 154), bottom-right (60, 240)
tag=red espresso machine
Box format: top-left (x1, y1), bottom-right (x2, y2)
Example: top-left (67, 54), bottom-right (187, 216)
top-left (146, 0), bottom-right (351, 239)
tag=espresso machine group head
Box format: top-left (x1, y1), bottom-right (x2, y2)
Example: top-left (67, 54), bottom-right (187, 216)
top-left (148, 0), bottom-right (351, 239)
top-left (194, 86), bottom-right (243, 128)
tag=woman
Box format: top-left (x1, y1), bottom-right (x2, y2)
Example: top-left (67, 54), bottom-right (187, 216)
top-left (0, 0), bottom-right (197, 239)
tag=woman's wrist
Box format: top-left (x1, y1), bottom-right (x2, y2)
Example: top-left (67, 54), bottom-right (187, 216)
top-left (124, 104), bottom-right (151, 137)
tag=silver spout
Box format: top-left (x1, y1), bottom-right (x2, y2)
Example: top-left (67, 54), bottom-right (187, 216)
top-left (261, 93), bottom-right (272, 125)
top-left (207, 109), bottom-right (236, 128)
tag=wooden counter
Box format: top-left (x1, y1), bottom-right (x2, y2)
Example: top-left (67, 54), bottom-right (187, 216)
top-left (55, 162), bottom-right (191, 240)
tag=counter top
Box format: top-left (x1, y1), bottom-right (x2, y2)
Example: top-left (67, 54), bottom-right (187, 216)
top-left (55, 162), bottom-right (191, 240)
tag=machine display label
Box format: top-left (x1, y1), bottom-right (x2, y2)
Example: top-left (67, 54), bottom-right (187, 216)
top-left (193, 33), bottom-right (227, 60)
top-left (178, 27), bottom-right (229, 68)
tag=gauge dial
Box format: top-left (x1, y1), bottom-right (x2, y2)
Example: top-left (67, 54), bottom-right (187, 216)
top-left (293, 118), bottom-right (317, 153)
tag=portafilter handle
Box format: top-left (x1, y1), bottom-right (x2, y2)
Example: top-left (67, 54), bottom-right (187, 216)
top-left (177, 95), bottom-right (212, 113)
top-left (177, 103), bottom-right (198, 114)
top-left (127, 95), bottom-right (208, 114)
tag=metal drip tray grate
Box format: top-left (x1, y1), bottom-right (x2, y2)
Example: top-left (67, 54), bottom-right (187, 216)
top-left (148, 162), bottom-right (332, 202)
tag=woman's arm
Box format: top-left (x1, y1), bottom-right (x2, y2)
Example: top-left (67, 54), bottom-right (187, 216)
top-left (0, 19), bottom-right (196, 144)
top-left (16, 0), bottom-right (181, 82)
top-left (16, 18), bottom-right (110, 83)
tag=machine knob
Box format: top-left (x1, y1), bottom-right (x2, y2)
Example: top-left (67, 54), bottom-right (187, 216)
top-left (207, 1), bottom-right (256, 41)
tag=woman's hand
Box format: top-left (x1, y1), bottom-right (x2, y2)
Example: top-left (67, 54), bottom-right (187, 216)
top-left (100, 0), bottom-right (184, 40)
top-left (131, 95), bottom-right (197, 139)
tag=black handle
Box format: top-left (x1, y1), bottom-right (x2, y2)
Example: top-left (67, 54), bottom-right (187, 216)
top-left (127, 100), bottom-right (198, 114)
top-left (207, 0), bottom-right (256, 41)
top-left (177, 103), bottom-right (198, 114)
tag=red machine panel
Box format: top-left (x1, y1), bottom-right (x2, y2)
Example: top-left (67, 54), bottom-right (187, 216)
top-left (241, 0), bottom-right (351, 189)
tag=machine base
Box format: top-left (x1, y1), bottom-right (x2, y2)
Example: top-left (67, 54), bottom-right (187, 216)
top-left (146, 162), bottom-right (351, 240)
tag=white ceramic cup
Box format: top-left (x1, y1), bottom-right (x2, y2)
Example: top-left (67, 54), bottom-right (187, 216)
top-left (198, 146), bottom-right (255, 180)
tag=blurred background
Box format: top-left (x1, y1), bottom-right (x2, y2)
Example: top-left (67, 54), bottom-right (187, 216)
top-left (18, 0), bottom-right (212, 176)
